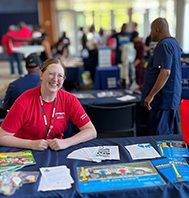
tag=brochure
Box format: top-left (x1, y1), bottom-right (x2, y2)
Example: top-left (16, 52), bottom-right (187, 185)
top-left (0, 150), bottom-right (36, 167)
top-left (156, 140), bottom-right (189, 158)
top-left (77, 161), bottom-right (165, 193)
top-left (152, 157), bottom-right (189, 183)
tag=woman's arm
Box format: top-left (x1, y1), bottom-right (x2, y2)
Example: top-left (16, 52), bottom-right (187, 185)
top-left (48, 121), bottom-right (97, 150)
top-left (0, 127), bottom-right (48, 150)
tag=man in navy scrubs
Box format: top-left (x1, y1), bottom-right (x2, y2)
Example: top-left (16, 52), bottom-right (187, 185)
top-left (141, 17), bottom-right (182, 135)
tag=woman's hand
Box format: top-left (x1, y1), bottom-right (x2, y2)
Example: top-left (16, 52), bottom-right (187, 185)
top-left (47, 139), bottom-right (69, 151)
top-left (29, 139), bottom-right (49, 151)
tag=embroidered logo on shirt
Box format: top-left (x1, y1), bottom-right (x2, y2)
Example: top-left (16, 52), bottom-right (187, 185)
top-left (81, 113), bottom-right (87, 120)
top-left (55, 112), bottom-right (65, 119)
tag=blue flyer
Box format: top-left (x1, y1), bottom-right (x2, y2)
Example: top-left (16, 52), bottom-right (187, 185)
top-left (152, 157), bottom-right (189, 183)
top-left (77, 161), bottom-right (165, 193)
top-left (156, 140), bottom-right (189, 158)
top-left (152, 158), bottom-right (178, 183)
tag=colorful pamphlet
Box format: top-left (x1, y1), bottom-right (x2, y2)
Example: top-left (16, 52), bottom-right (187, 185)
top-left (154, 140), bottom-right (189, 183)
top-left (156, 140), bottom-right (189, 158)
top-left (0, 150), bottom-right (36, 167)
top-left (152, 157), bottom-right (189, 183)
top-left (77, 161), bottom-right (165, 193)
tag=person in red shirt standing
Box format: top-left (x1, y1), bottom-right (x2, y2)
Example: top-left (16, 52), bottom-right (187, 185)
top-left (1, 25), bottom-right (23, 76)
top-left (17, 21), bottom-right (32, 46)
top-left (0, 58), bottom-right (97, 151)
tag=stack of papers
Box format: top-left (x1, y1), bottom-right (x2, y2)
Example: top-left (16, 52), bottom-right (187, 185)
top-left (125, 143), bottom-right (161, 160)
top-left (116, 95), bottom-right (136, 101)
top-left (67, 146), bottom-right (120, 162)
top-left (38, 165), bottom-right (74, 191)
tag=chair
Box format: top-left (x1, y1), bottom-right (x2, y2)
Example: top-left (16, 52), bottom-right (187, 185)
top-left (88, 103), bottom-right (136, 138)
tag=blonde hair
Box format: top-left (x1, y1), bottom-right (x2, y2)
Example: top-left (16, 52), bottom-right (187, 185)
top-left (40, 58), bottom-right (66, 74)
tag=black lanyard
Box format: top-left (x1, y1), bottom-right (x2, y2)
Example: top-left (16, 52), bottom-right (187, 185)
top-left (40, 95), bottom-right (57, 136)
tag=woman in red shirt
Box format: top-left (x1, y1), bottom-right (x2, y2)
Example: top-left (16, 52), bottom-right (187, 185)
top-left (0, 58), bottom-right (97, 151)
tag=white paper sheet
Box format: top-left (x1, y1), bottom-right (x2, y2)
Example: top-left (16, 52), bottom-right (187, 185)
top-left (97, 91), bottom-right (123, 98)
top-left (67, 146), bottom-right (120, 162)
top-left (72, 93), bottom-right (95, 99)
top-left (116, 95), bottom-right (136, 101)
top-left (125, 143), bottom-right (161, 160)
top-left (38, 165), bottom-right (74, 191)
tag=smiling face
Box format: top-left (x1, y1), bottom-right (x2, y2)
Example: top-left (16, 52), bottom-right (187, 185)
top-left (40, 63), bottom-right (65, 94)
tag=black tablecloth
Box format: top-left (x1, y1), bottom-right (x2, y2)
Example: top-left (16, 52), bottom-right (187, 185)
top-left (1, 134), bottom-right (189, 198)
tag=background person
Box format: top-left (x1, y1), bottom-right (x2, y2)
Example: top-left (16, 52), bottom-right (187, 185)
top-left (1, 25), bottom-right (23, 76)
top-left (141, 17), bottom-right (182, 135)
top-left (130, 31), bottom-right (145, 91)
top-left (86, 25), bottom-right (99, 81)
top-left (2, 53), bottom-right (41, 111)
top-left (40, 32), bottom-right (52, 62)
top-left (0, 58), bottom-right (97, 151)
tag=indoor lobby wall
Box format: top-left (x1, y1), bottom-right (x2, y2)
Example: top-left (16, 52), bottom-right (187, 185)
top-left (0, 0), bottom-right (39, 42)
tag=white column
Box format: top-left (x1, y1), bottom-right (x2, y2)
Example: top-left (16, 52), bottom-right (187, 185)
top-left (110, 10), bottom-right (115, 30)
top-left (143, 9), bottom-right (150, 39)
top-left (175, 0), bottom-right (185, 48)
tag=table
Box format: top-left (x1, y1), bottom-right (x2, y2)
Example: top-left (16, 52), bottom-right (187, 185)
top-left (94, 66), bottom-right (120, 90)
top-left (71, 89), bottom-right (140, 109)
top-left (62, 58), bottom-right (84, 91)
top-left (66, 66), bottom-right (84, 86)
top-left (182, 64), bottom-right (189, 99)
top-left (11, 45), bottom-right (44, 57)
top-left (71, 89), bottom-right (144, 135)
top-left (0, 134), bottom-right (188, 198)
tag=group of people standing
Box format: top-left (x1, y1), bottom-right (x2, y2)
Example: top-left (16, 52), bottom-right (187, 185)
top-left (0, 17), bottom-right (183, 151)
top-left (79, 22), bottom-right (150, 91)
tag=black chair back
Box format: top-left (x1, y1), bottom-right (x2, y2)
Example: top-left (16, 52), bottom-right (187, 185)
top-left (88, 103), bottom-right (136, 138)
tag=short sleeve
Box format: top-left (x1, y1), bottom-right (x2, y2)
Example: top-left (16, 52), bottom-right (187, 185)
top-left (1, 99), bottom-right (27, 133)
top-left (153, 43), bottom-right (173, 70)
top-left (69, 96), bottom-right (90, 128)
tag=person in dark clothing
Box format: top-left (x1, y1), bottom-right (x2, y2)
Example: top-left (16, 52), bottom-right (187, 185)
top-left (141, 18), bottom-right (182, 135)
top-left (3, 53), bottom-right (41, 111)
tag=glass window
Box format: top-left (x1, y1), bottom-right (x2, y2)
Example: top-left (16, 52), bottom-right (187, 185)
top-left (56, 0), bottom-right (176, 55)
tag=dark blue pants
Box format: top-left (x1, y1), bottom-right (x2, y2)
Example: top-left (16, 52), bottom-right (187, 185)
top-left (8, 53), bottom-right (23, 75)
top-left (148, 109), bottom-right (179, 135)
